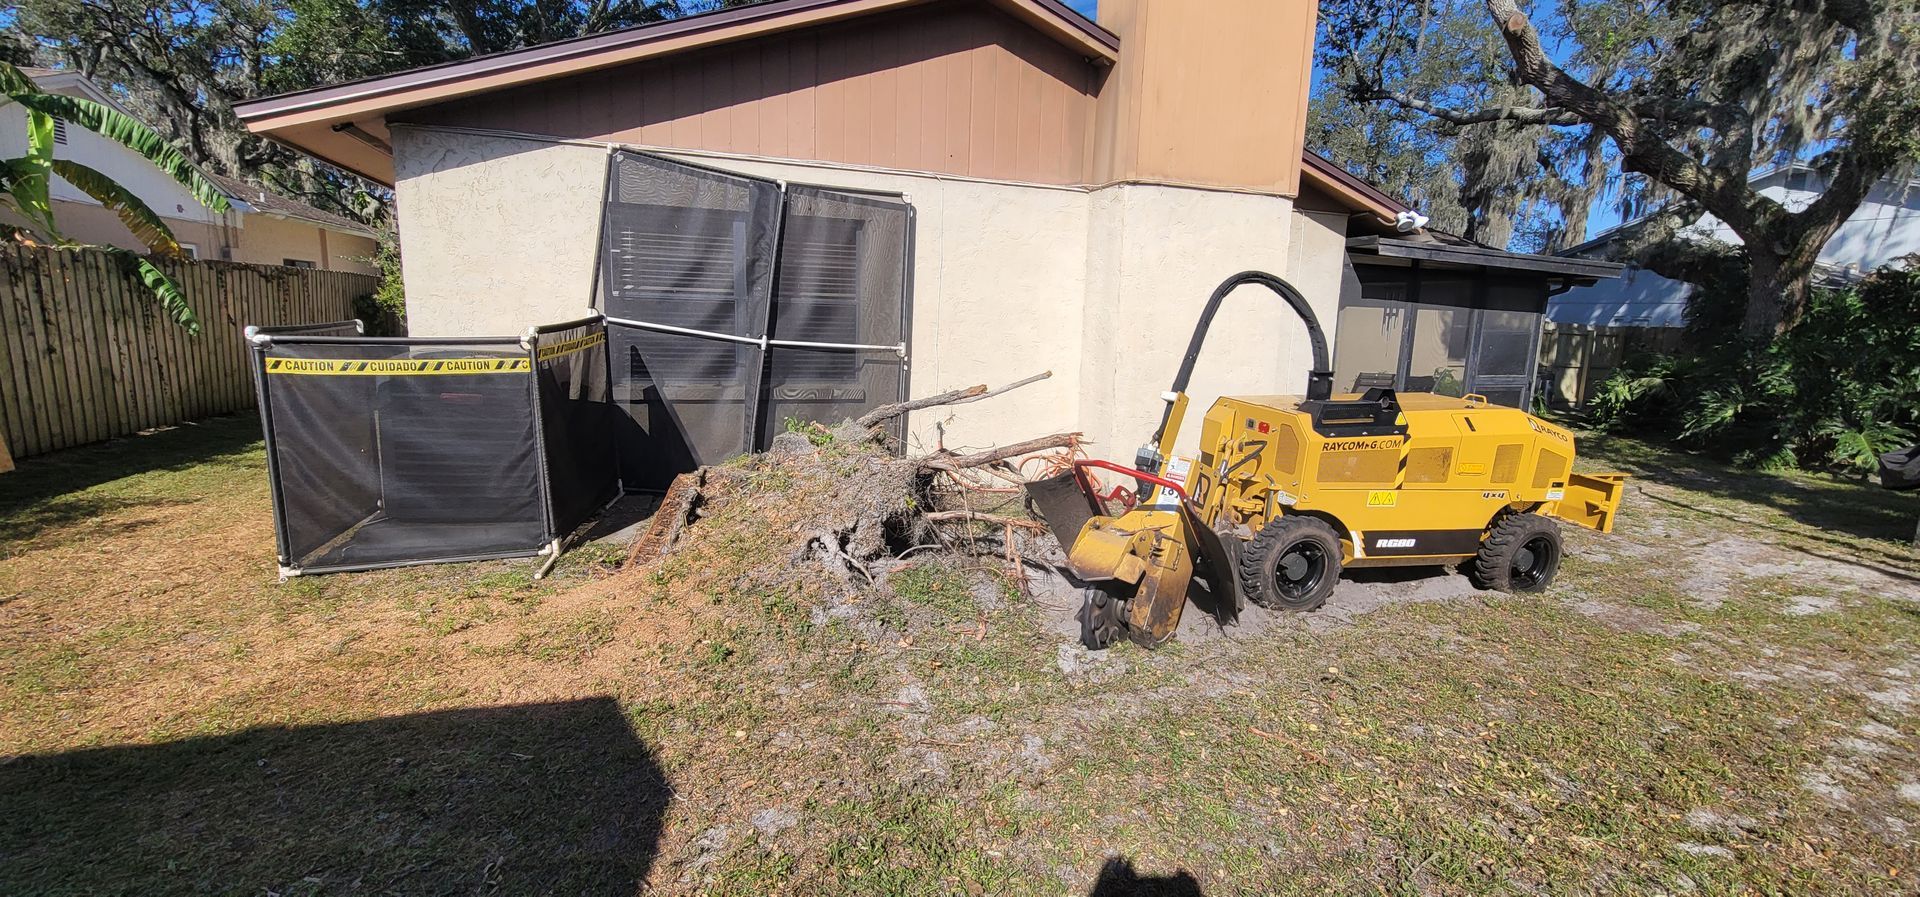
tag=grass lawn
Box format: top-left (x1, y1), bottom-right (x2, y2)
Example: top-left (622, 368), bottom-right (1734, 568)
top-left (2, 414), bottom-right (1917, 895)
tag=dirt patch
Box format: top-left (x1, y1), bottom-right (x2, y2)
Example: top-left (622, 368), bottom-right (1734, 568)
top-left (1572, 599), bottom-right (1702, 637)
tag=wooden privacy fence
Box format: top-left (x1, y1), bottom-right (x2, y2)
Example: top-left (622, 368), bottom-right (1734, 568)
top-left (0, 245), bottom-right (379, 459)
top-left (1538, 321), bottom-right (1686, 409)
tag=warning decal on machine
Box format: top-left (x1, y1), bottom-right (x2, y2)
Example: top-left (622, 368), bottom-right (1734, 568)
top-left (264, 357), bottom-right (531, 375)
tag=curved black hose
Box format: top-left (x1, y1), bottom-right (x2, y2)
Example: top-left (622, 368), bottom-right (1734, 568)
top-left (1151, 271), bottom-right (1334, 446)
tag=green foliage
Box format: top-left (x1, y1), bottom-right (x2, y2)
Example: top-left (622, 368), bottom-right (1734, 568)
top-left (1588, 261), bottom-right (1920, 473)
top-left (50, 159), bottom-right (180, 255)
top-left (13, 0), bottom-right (766, 224)
top-left (1315, 0), bottom-right (1920, 334)
top-left (1312, 0), bottom-right (1594, 251)
top-left (353, 230), bottom-right (408, 336)
top-left (8, 91), bottom-right (229, 213)
top-left (0, 62), bottom-right (225, 333)
top-left (783, 417), bottom-right (835, 447)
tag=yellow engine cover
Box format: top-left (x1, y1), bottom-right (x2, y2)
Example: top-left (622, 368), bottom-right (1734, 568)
top-left (1182, 392), bottom-right (1622, 567)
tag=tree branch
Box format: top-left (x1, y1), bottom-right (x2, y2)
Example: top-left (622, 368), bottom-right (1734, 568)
top-left (855, 371), bottom-right (1051, 428)
top-left (1481, 0), bottom-right (1774, 238)
top-left (917, 433), bottom-right (1081, 472)
top-left (1357, 87), bottom-right (1580, 127)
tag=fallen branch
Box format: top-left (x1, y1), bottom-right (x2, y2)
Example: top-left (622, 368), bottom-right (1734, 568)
top-left (922, 510), bottom-right (1048, 530)
top-left (919, 433), bottom-right (1081, 471)
top-left (856, 370), bottom-right (1052, 428)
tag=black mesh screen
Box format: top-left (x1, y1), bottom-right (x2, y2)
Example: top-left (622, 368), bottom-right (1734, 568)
top-left (255, 339), bottom-right (548, 572)
top-left (759, 186), bottom-right (911, 449)
top-left (600, 152), bottom-right (781, 490)
top-left (533, 320), bottom-right (619, 537)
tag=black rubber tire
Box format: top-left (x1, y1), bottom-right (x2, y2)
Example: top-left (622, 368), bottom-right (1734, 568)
top-left (1076, 584), bottom-right (1125, 650)
top-left (1472, 512), bottom-right (1563, 593)
top-left (1238, 515), bottom-right (1342, 612)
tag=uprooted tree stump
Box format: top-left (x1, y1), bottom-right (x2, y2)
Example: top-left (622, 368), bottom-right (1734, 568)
top-left (624, 371), bottom-right (1077, 590)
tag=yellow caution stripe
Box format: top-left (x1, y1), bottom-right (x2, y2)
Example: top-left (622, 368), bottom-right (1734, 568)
top-left (265, 357), bottom-right (530, 376)
top-left (536, 330), bottom-right (606, 362)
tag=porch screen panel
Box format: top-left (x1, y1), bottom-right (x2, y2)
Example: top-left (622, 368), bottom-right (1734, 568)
top-left (760, 185), bottom-right (911, 449)
top-left (599, 151), bottom-right (781, 490)
top-left (1471, 280), bottom-right (1548, 408)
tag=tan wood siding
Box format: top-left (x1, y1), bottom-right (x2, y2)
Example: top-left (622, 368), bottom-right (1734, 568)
top-left (0, 245), bottom-right (378, 459)
top-left (1091, 0), bottom-right (1314, 195)
top-left (400, 1), bottom-right (1100, 184)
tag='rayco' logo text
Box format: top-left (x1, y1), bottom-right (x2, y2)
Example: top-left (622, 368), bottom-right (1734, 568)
top-left (1526, 417), bottom-right (1571, 443)
top-left (1323, 437), bottom-right (1405, 452)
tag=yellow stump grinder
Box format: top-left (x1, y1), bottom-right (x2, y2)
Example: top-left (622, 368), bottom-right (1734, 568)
top-left (1027, 271), bottom-right (1628, 649)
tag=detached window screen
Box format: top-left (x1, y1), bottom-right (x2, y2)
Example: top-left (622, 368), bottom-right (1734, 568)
top-left (598, 154), bottom-right (912, 491)
top-left (762, 186), bottom-right (911, 448)
top-left (600, 151), bottom-right (781, 490)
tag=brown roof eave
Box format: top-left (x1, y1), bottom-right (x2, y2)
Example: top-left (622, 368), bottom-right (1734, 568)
top-left (234, 0), bottom-right (1118, 131)
top-left (1300, 151), bottom-right (1408, 227)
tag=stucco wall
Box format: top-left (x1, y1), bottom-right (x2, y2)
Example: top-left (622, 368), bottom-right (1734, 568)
top-left (1078, 184), bottom-right (1327, 456)
top-left (391, 127), bottom-right (1346, 462)
top-left (393, 128), bottom-right (608, 333)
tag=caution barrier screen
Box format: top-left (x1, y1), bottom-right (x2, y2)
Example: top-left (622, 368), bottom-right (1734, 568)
top-left (250, 317), bottom-right (616, 575)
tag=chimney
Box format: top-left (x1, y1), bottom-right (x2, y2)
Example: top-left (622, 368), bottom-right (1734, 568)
top-left (1090, 0), bottom-right (1318, 195)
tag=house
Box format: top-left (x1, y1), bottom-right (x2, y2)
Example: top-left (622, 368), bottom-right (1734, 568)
top-left (1552, 163), bottom-right (1920, 328)
top-left (235, 0), bottom-right (1614, 472)
top-left (0, 68), bottom-right (379, 274)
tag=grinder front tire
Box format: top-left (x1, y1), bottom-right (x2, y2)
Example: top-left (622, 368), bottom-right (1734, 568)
top-left (1472, 512), bottom-right (1563, 593)
top-left (1077, 584), bottom-right (1126, 650)
top-left (1239, 516), bottom-right (1342, 612)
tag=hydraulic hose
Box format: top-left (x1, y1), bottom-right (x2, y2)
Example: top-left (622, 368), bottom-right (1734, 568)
top-left (1151, 271), bottom-right (1335, 448)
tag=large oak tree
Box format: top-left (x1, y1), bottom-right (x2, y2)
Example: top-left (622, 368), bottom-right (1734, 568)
top-left (1328, 0), bottom-right (1920, 338)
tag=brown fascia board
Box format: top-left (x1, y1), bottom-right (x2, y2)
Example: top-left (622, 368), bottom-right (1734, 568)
top-left (1300, 151), bottom-right (1407, 226)
top-left (234, 0), bottom-right (1119, 132)
top-left (1348, 236), bottom-right (1626, 280)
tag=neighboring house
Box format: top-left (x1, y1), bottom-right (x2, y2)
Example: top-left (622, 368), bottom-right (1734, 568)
top-left (1553, 164), bottom-right (1920, 328)
top-left (235, 0), bottom-right (1614, 462)
top-left (0, 67), bottom-right (379, 274)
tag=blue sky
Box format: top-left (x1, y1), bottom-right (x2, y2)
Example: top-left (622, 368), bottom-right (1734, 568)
top-left (1067, 0), bottom-right (1097, 19)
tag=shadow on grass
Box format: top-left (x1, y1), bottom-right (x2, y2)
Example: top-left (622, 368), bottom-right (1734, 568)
top-left (0, 415), bottom-right (264, 547)
top-left (1576, 431), bottom-right (1918, 549)
top-left (1088, 856), bottom-right (1204, 896)
top-left (0, 697), bottom-right (669, 896)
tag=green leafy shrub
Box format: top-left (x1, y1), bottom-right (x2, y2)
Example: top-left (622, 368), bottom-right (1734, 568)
top-left (353, 230), bottom-right (407, 336)
top-left (1587, 259), bottom-right (1920, 474)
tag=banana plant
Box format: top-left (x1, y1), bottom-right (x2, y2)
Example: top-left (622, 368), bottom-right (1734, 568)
top-left (0, 62), bottom-right (230, 335)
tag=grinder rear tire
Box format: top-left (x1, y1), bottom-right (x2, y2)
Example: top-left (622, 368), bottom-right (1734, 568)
top-left (1239, 515), bottom-right (1342, 612)
top-left (1473, 512), bottom-right (1563, 593)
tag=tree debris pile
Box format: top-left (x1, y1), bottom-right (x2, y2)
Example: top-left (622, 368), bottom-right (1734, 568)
top-left (624, 372), bottom-right (1077, 602)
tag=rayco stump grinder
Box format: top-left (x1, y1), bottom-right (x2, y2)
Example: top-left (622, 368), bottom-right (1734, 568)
top-left (1027, 271), bottom-right (1627, 649)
